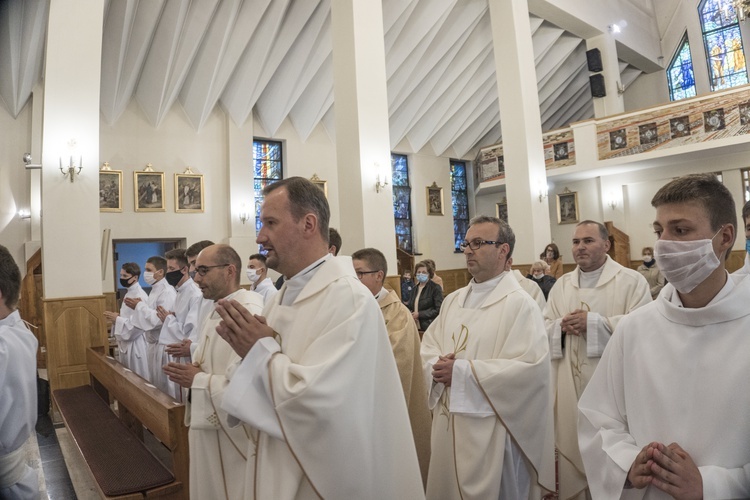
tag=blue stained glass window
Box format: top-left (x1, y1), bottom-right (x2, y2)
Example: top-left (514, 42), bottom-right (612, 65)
top-left (253, 139), bottom-right (283, 238)
top-left (667, 34), bottom-right (697, 101)
top-left (700, 0), bottom-right (748, 91)
top-left (391, 154), bottom-right (412, 253)
top-left (450, 160), bottom-right (470, 253)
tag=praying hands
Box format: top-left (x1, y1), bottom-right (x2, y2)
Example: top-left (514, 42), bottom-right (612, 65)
top-left (215, 298), bottom-right (275, 358)
top-left (627, 442), bottom-right (702, 499)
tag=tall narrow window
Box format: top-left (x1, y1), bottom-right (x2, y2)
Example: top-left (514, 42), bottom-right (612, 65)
top-left (391, 153), bottom-right (413, 253)
top-left (667, 34), bottom-right (697, 101)
top-left (253, 139), bottom-right (283, 237)
top-left (450, 160), bottom-right (469, 252)
top-left (700, 0), bottom-right (748, 91)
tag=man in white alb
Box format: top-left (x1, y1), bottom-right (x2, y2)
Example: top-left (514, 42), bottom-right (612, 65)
top-left (215, 177), bottom-right (424, 499)
top-left (245, 253), bottom-right (278, 304)
top-left (579, 173), bottom-right (750, 499)
top-left (421, 216), bottom-right (555, 499)
top-left (544, 220), bottom-right (651, 499)
top-left (733, 199), bottom-right (750, 276)
top-left (163, 244), bottom-right (263, 500)
top-left (0, 245), bottom-right (38, 499)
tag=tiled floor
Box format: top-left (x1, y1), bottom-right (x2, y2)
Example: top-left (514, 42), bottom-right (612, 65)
top-left (36, 414), bottom-right (77, 500)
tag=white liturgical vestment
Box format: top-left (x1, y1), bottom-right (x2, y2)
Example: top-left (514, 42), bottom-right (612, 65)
top-left (222, 256), bottom-right (425, 500)
top-left (0, 311), bottom-right (38, 499)
top-left (158, 278), bottom-right (202, 399)
top-left (732, 252), bottom-right (750, 277)
top-left (421, 272), bottom-right (555, 499)
top-left (187, 288), bottom-right (264, 500)
top-left (113, 283), bottom-right (150, 380)
top-left (253, 277), bottom-right (278, 304)
top-left (579, 275), bottom-right (750, 499)
top-left (543, 255), bottom-right (651, 499)
top-left (132, 279), bottom-right (176, 390)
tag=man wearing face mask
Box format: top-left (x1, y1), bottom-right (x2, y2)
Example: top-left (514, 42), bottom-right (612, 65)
top-left (543, 220), bottom-right (651, 500)
top-left (579, 174), bottom-right (750, 499)
top-left (129, 256), bottom-right (176, 386)
top-left (246, 253), bottom-right (278, 304)
top-left (104, 262), bottom-right (150, 380)
top-left (155, 249), bottom-right (203, 399)
top-left (637, 246), bottom-right (666, 299)
top-left (732, 200), bottom-right (750, 276)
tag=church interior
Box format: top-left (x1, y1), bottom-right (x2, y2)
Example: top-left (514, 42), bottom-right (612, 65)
top-left (3, 0), bottom-right (750, 497)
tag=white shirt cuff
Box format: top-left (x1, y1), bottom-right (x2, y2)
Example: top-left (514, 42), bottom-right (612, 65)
top-left (586, 312), bottom-right (612, 358)
top-left (449, 359), bottom-right (494, 416)
top-left (550, 319), bottom-right (564, 359)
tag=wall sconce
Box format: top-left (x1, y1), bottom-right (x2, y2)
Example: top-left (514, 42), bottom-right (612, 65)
top-left (17, 209), bottom-right (31, 220)
top-left (60, 156), bottom-right (83, 182)
top-left (538, 182), bottom-right (549, 203)
top-left (607, 192), bottom-right (618, 210)
top-left (239, 204), bottom-right (250, 225)
top-left (374, 162), bottom-right (389, 193)
top-left (22, 153), bottom-right (42, 170)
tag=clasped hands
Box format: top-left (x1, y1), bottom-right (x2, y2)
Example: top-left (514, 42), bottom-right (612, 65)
top-left (627, 441), bottom-right (702, 499)
top-left (124, 297), bottom-right (142, 309)
top-left (561, 309), bottom-right (587, 337)
top-left (215, 299), bottom-right (275, 359)
top-left (432, 353), bottom-right (455, 387)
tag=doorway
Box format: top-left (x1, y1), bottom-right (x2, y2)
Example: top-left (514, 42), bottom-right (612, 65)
top-left (112, 238), bottom-right (185, 300)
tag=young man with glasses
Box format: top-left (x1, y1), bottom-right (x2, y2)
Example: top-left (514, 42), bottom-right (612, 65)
top-left (543, 221), bottom-right (651, 500)
top-left (163, 244), bottom-right (264, 500)
top-left (421, 215), bottom-right (555, 499)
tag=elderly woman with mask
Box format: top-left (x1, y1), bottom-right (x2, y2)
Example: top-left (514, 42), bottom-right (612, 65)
top-left (637, 246), bottom-right (665, 299)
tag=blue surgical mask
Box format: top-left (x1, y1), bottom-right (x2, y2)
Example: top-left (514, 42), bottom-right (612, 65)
top-left (746, 238), bottom-right (750, 254)
top-left (416, 273), bottom-right (429, 283)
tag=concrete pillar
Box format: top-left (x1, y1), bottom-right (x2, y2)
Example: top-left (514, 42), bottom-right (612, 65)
top-left (586, 33), bottom-right (625, 118)
top-left (488, 0), bottom-right (551, 263)
top-left (331, 0), bottom-right (397, 272)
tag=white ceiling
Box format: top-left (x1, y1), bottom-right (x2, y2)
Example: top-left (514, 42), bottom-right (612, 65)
top-left (0, 0), bottom-right (654, 158)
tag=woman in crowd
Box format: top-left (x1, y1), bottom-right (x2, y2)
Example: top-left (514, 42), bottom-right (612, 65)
top-left (541, 243), bottom-right (563, 279)
top-left (527, 260), bottom-right (557, 300)
top-left (637, 246), bottom-right (665, 299)
top-left (423, 258), bottom-right (444, 291)
top-left (407, 261), bottom-right (443, 332)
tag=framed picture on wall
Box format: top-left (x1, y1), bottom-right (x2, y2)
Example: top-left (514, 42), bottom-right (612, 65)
top-left (495, 200), bottom-right (508, 223)
top-left (175, 173), bottom-right (204, 213)
top-left (556, 188), bottom-right (579, 224)
top-left (134, 169), bottom-right (165, 212)
top-left (310, 173), bottom-right (327, 198)
top-left (426, 182), bottom-right (444, 216)
top-left (99, 169), bottom-right (122, 212)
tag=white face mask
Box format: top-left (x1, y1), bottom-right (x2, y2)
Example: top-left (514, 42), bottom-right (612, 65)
top-left (143, 271), bottom-right (156, 285)
top-left (642, 255), bottom-right (653, 263)
top-left (532, 272), bottom-right (544, 280)
top-left (654, 229), bottom-right (722, 294)
top-left (246, 268), bottom-right (261, 284)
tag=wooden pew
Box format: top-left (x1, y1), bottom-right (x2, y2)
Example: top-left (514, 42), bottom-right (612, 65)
top-left (53, 347), bottom-right (189, 499)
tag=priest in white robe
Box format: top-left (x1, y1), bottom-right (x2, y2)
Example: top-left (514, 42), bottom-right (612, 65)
top-left (579, 174), bottom-right (750, 499)
top-left (105, 263), bottom-right (150, 381)
top-left (163, 244), bottom-right (263, 500)
top-left (216, 178), bottom-right (425, 499)
top-left (422, 216), bottom-right (555, 499)
top-left (733, 199), bottom-right (750, 276)
top-left (0, 245), bottom-right (38, 500)
top-left (130, 256), bottom-right (176, 390)
top-left (157, 249), bottom-right (203, 399)
top-left (544, 221), bottom-right (651, 500)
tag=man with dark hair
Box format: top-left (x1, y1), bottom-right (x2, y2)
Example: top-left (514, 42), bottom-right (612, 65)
top-left (351, 247), bottom-right (432, 485)
top-left (544, 220), bottom-right (651, 499)
top-left (157, 248), bottom-right (203, 399)
top-left (0, 245), bottom-right (38, 499)
top-left (163, 244), bottom-right (263, 499)
top-left (130, 255), bottom-right (176, 387)
top-left (733, 199), bottom-right (750, 276)
top-left (246, 253), bottom-right (277, 303)
top-left (328, 227), bottom-right (342, 255)
top-left (105, 262), bottom-right (150, 379)
top-left (421, 216), bottom-right (555, 498)
top-left (186, 240), bottom-right (215, 278)
top-left (579, 174), bottom-right (750, 499)
top-left (214, 177), bottom-right (424, 498)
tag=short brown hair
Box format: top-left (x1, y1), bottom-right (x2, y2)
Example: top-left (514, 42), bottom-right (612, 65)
top-left (165, 248), bottom-right (188, 268)
top-left (576, 220), bottom-right (609, 241)
top-left (147, 256), bottom-right (167, 272)
top-left (414, 261), bottom-right (434, 279)
top-left (122, 262), bottom-right (141, 277)
top-left (249, 254), bottom-right (267, 267)
top-left (469, 215), bottom-right (516, 259)
top-left (263, 177), bottom-right (330, 241)
top-left (742, 200), bottom-right (750, 224)
top-left (352, 248), bottom-right (388, 275)
top-left (186, 240), bottom-right (214, 259)
top-left (0, 245), bottom-right (21, 309)
top-left (212, 245), bottom-right (243, 287)
top-left (541, 243), bottom-right (560, 260)
top-left (328, 228), bottom-right (342, 255)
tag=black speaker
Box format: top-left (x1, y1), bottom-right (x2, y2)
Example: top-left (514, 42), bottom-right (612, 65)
top-left (589, 74), bottom-right (606, 98)
top-left (586, 48), bottom-right (603, 72)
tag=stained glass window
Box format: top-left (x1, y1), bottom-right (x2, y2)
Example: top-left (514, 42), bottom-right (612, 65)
top-left (700, 0), bottom-right (748, 91)
top-left (253, 139), bottom-right (283, 237)
top-left (667, 34), bottom-right (697, 101)
top-left (391, 154), bottom-right (413, 253)
top-left (450, 160), bottom-right (469, 253)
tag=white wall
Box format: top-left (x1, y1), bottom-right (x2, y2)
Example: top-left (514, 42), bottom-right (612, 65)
top-left (547, 178), bottom-right (603, 264)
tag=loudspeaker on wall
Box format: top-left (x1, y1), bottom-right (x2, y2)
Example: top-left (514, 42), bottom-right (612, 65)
top-left (589, 74), bottom-right (606, 98)
top-left (586, 48), bottom-right (603, 72)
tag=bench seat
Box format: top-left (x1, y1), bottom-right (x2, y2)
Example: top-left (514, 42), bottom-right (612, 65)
top-left (54, 385), bottom-right (175, 497)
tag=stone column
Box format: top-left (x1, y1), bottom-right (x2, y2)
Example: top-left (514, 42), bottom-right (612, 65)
top-left (586, 33), bottom-right (625, 118)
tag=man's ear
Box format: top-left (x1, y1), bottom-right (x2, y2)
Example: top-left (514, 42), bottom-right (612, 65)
top-left (302, 213), bottom-right (318, 237)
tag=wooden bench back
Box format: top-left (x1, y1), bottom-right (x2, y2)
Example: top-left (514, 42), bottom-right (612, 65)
top-left (86, 347), bottom-right (189, 499)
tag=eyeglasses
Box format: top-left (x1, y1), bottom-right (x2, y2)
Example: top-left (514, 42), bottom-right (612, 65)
top-left (459, 239), bottom-right (501, 251)
top-left (356, 270), bottom-right (380, 279)
top-left (194, 264), bottom-right (230, 276)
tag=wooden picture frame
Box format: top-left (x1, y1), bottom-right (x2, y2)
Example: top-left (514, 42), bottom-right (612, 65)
top-left (99, 170), bottom-right (122, 212)
top-left (556, 189), bottom-right (580, 224)
top-left (426, 182), bottom-right (444, 216)
top-left (495, 201), bottom-right (508, 223)
top-left (175, 173), bottom-right (204, 213)
top-left (134, 171), bottom-right (165, 212)
top-left (310, 173), bottom-right (327, 198)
